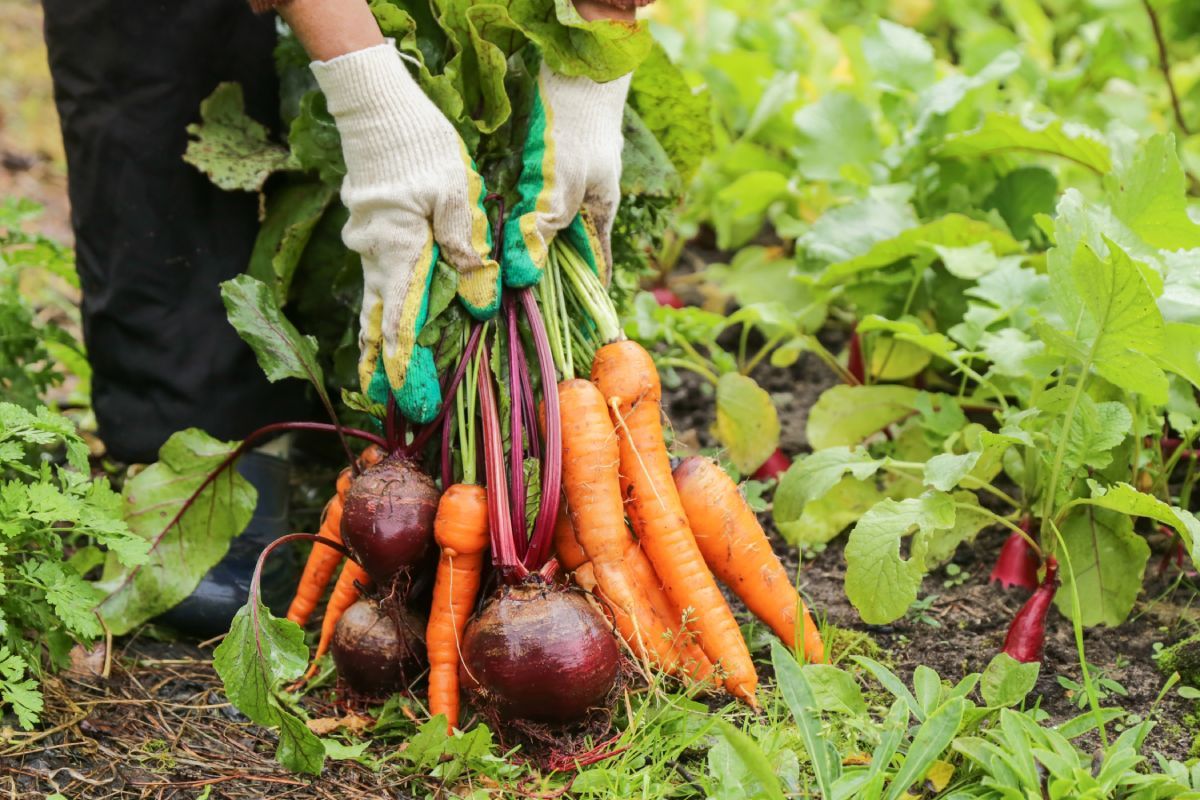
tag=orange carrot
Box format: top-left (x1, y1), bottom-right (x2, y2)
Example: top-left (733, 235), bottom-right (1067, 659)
top-left (556, 379), bottom-right (680, 672)
top-left (286, 445), bottom-right (387, 626)
top-left (555, 504), bottom-right (714, 683)
top-left (305, 559), bottom-right (371, 680)
top-left (673, 456), bottom-right (825, 664)
top-left (426, 484), bottom-right (490, 732)
top-left (592, 340), bottom-right (758, 705)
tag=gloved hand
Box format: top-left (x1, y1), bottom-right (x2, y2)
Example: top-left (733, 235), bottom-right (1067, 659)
top-left (503, 61), bottom-right (632, 287)
top-left (312, 42), bottom-right (500, 423)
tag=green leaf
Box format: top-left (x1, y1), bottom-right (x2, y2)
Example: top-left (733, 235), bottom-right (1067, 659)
top-left (247, 179), bottom-right (337, 303)
top-left (981, 653), bottom-right (1040, 708)
top-left (775, 473), bottom-right (885, 547)
top-left (95, 430), bottom-right (255, 635)
top-left (806, 385), bottom-right (920, 449)
top-left (882, 698), bottom-right (966, 800)
top-left (620, 107), bottom-right (682, 198)
top-left (800, 186), bottom-right (918, 264)
top-left (862, 19), bottom-right (935, 93)
top-left (775, 447), bottom-right (882, 512)
top-left (985, 167), bottom-right (1058, 240)
top-left (214, 601), bottom-right (325, 774)
top-left (184, 83), bottom-right (295, 193)
top-left (792, 92), bottom-right (880, 182)
top-left (287, 91), bottom-right (345, 184)
top-left (0, 646), bottom-right (41, 730)
top-left (628, 42), bottom-right (713, 185)
top-left (1044, 238), bottom-right (1167, 403)
top-left (845, 492), bottom-right (955, 624)
top-left (939, 112), bottom-right (1111, 174)
top-left (772, 641), bottom-right (839, 796)
top-left (923, 452), bottom-right (980, 491)
top-left (220, 274), bottom-right (327, 392)
top-left (714, 374), bottom-right (780, 474)
top-left (712, 171), bottom-right (790, 249)
top-left (1054, 506), bottom-right (1149, 627)
top-left (708, 720), bottom-right (787, 800)
top-left (1106, 133), bottom-right (1200, 251)
top-left (1082, 480), bottom-right (1200, 567)
top-left (820, 213), bottom-right (1022, 285)
top-left (1156, 322), bottom-right (1200, 389)
top-left (801, 664), bottom-right (868, 715)
top-left (925, 492), bottom-right (992, 567)
top-left (26, 560), bottom-right (104, 638)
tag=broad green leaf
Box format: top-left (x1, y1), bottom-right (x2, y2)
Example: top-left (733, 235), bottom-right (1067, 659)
top-left (861, 19), bottom-right (935, 93)
top-left (775, 447), bottom-right (883, 511)
top-left (247, 179), bottom-right (337, 303)
top-left (1082, 480), bottom-right (1200, 567)
top-left (792, 92), bottom-right (880, 182)
top-left (629, 42), bottom-right (713, 184)
top-left (806, 385), bottom-right (921, 449)
top-left (1044, 239), bottom-right (1167, 403)
top-left (620, 107), bottom-right (682, 198)
top-left (801, 664), bottom-right (868, 715)
top-left (214, 601), bottom-right (325, 774)
top-left (925, 491), bottom-right (992, 567)
top-left (287, 91), bottom-right (345, 184)
top-left (712, 171), bottom-right (790, 249)
top-left (220, 274), bottom-right (326, 392)
top-left (183, 83), bottom-right (295, 193)
top-left (772, 641), bottom-right (839, 796)
top-left (939, 112), bottom-right (1110, 174)
top-left (714, 374), bottom-right (780, 474)
top-left (1039, 389), bottom-right (1131, 477)
top-left (1054, 507), bottom-right (1149, 627)
top-left (776, 473), bottom-right (886, 546)
top-left (1107, 133), bottom-right (1200, 251)
top-left (985, 166), bottom-right (1058, 240)
top-left (1156, 322), bottom-right (1200, 389)
top-left (923, 453), bottom-right (980, 492)
top-left (981, 653), bottom-right (1040, 708)
top-left (820, 214), bottom-right (1022, 284)
top-left (845, 492), bottom-right (955, 624)
top-left (800, 186), bottom-right (918, 264)
top-left (708, 720), bottom-right (787, 800)
top-left (869, 337), bottom-right (931, 380)
top-left (95, 430), bottom-right (255, 635)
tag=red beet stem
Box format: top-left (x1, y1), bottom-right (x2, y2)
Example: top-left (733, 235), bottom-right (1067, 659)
top-left (506, 298), bottom-right (529, 555)
top-left (990, 517), bottom-right (1040, 591)
top-left (1001, 556), bottom-right (1059, 663)
top-left (520, 288), bottom-right (562, 571)
top-left (408, 323), bottom-right (484, 454)
top-left (479, 345), bottom-right (527, 579)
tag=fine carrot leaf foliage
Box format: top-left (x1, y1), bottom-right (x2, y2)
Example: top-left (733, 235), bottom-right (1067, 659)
top-left (214, 600), bottom-right (326, 775)
top-left (94, 429), bottom-right (255, 635)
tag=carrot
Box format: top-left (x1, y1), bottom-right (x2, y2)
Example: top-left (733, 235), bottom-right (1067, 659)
top-left (426, 484), bottom-right (490, 732)
top-left (556, 378), bottom-right (681, 672)
top-left (555, 504), bottom-right (714, 683)
top-left (286, 445), bottom-right (387, 626)
top-left (592, 340), bottom-right (758, 704)
top-left (673, 456), bottom-right (825, 664)
top-left (304, 558), bottom-right (371, 680)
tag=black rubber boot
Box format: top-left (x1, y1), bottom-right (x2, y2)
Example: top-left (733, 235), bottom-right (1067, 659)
top-left (156, 450), bottom-right (298, 638)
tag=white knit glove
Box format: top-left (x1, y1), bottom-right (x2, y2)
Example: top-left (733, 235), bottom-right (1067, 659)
top-left (502, 62), bottom-right (632, 287)
top-left (312, 43), bottom-right (499, 423)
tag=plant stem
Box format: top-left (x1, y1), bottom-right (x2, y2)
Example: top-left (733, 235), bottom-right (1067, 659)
top-left (1142, 0), bottom-right (1191, 135)
top-left (521, 288), bottom-right (562, 571)
top-left (506, 297), bottom-right (529, 556)
top-left (478, 346), bottom-right (526, 579)
top-left (656, 357), bottom-right (720, 386)
top-left (884, 460), bottom-right (1022, 509)
top-left (409, 323), bottom-right (484, 454)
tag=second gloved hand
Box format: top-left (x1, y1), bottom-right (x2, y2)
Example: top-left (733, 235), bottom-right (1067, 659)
top-left (312, 43), bottom-right (500, 424)
top-left (503, 61), bottom-right (632, 287)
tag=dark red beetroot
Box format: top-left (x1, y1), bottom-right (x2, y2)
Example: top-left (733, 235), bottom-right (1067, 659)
top-left (460, 583), bottom-right (619, 723)
top-left (651, 286), bottom-right (685, 309)
top-left (752, 448), bottom-right (791, 481)
top-left (1001, 557), bottom-right (1059, 663)
top-left (332, 598), bottom-right (427, 696)
top-left (341, 454), bottom-right (439, 586)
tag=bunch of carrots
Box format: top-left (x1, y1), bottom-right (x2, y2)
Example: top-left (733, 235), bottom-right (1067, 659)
top-left (270, 236), bottom-right (825, 733)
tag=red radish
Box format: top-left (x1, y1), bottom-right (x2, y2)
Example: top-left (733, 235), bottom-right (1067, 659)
top-left (459, 582), bottom-right (619, 723)
top-left (1001, 556), bottom-right (1058, 663)
top-left (332, 598), bottom-right (427, 696)
top-left (990, 518), bottom-right (1039, 591)
top-left (847, 325), bottom-right (865, 385)
top-left (752, 448), bottom-right (791, 481)
top-left (341, 454), bottom-right (440, 587)
top-left (651, 286), bottom-right (685, 309)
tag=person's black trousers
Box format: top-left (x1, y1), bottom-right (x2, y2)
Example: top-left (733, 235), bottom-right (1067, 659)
top-left (43, 0), bottom-right (308, 463)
